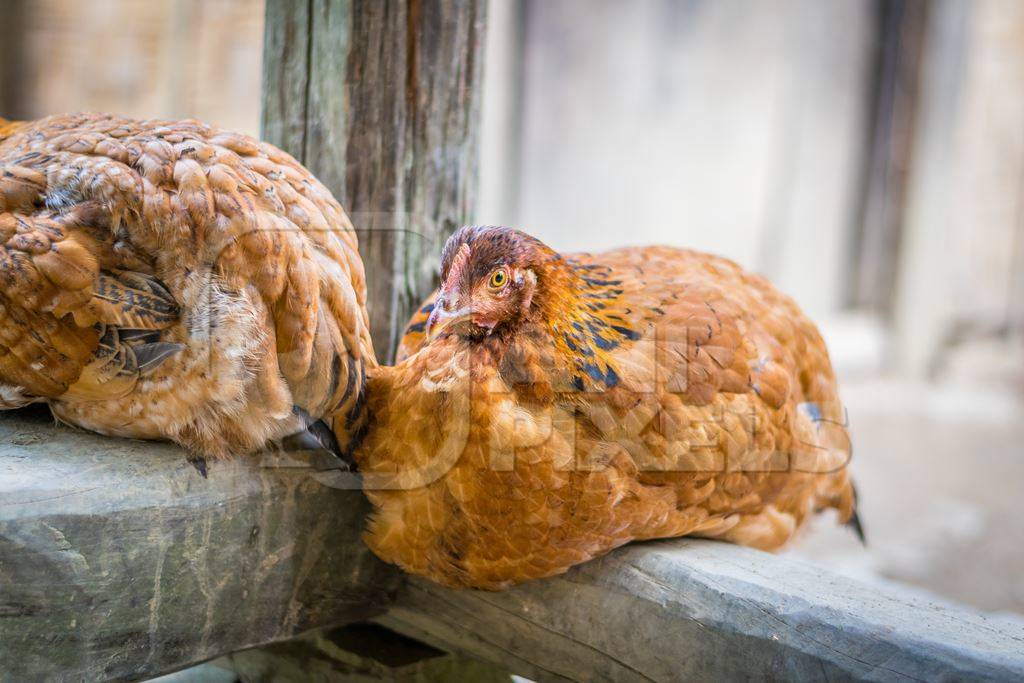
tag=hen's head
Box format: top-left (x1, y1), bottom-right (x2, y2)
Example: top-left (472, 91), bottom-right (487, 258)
top-left (426, 226), bottom-right (560, 342)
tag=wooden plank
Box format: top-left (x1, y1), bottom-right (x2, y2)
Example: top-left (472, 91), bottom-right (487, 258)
top-left (217, 622), bottom-right (512, 681)
top-left (761, 1), bottom-right (874, 318)
top-left (0, 409), bottom-right (399, 682)
top-left (13, 1), bottom-right (262, 134)
top-left (946, 0), bottom-right (1024, 333)
top-left (262, 0), bottom-right (488, 361)
top-left (5, 405), bottom-right (1024, 682)
top-left (379, 539), bottom-right (1024, 683)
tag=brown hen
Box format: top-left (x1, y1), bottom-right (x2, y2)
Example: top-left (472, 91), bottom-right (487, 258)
top-left (0, 113), bottom-right (374, 461)
top-left (356, 226), bottom-right (859, 589)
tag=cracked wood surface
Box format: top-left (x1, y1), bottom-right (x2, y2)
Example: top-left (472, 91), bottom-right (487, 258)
top-left (377, 538), bottom-right (1024, 682)
top-left (0, 408), bottom-right (399, 682)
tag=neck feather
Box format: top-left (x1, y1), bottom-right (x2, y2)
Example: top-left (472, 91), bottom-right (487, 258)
top-left (504, 256), bottom-right (639, 392)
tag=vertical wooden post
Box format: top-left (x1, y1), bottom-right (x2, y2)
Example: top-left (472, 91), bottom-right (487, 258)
top-left (262, 0), bottom-right (488, 362)
top-left (893, 0), bottom-right (1024, 374)
top-left (850, 0), bottom-right (929, 314)
top-left (0, 0), bottom-right (29, 119)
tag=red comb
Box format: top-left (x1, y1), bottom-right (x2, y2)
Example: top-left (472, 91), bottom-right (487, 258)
top-left (442, 242), bottom-right (471, 293)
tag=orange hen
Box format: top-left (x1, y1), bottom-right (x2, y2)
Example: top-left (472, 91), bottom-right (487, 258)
top-left (0, 113), bottom-right (374, 462)
top-left (356, 226), bottom-right (859, 589)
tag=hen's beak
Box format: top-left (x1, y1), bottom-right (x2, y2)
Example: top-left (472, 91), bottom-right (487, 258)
top-left (426, 305), bottom-right (473, 342)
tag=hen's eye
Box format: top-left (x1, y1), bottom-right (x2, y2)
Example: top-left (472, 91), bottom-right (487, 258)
top-left (489, 269), bottom-right (508, 289)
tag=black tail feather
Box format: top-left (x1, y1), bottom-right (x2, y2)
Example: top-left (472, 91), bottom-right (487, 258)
top-left (187, 454), bottom-right (208, 479)
top-left (847, 509), bottom-right (867, 545)
top-left (283, 406), bottom-right (356, 471)
top-left (847, 482), bottom-right (866, 545)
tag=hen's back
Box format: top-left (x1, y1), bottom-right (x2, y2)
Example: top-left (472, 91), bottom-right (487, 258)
top-left (0, 113), bottom-right (374, 456)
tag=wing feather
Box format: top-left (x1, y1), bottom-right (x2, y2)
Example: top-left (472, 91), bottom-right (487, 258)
top-left (396, 291), bottom-right (439, 361)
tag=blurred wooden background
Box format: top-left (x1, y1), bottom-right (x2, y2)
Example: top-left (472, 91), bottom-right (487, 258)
top-left (477, 0), bottom-right (1024, 383)
top-left (1, 0), bottom-right (1021, 382)
top-left (0, 0), bottom-right (264, 134)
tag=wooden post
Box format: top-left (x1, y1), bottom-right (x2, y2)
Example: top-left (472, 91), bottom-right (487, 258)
top-left (0, 0), bottom-right (29, 119)
top-left (892, 0), bottom-right (1020, 374)
top-left (262, 0), bottom-right (488, 362)
top-left (850, 0), bottom-right (929, 314)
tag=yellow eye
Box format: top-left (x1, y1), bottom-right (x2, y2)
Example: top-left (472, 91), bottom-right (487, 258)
top-left (489, 269), bottom-right (508, 289)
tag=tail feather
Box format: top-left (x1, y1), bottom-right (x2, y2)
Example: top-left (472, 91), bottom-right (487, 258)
top-left (282, 406), bottom-right (356, 471)
top-left (846, 482), bottom-right (867, 545)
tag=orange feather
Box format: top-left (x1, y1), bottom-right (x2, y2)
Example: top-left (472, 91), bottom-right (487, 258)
top-left (358, 227), bottom-right (858, 589)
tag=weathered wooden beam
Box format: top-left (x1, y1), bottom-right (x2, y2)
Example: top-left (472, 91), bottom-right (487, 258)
top-left (379, 539), bottom-right (1024, 682)
top-left (217, 622), bottom-right (512, 681)
top-left (0, 409), bottom-right (399, 682)
top-left (262, 0), bottom-right (488, 361)
top-left (7, 417), bottom-right (1024, 683)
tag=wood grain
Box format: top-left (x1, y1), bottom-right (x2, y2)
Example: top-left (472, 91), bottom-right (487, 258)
top-left (261, 0), bottom-right (488, 361)
top-left (0, 409), bottom-right (400, 682)
top-left (380, 539), bottom-right (1024, 682)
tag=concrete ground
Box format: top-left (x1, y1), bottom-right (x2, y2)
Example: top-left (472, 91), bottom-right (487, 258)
top-left (789, 374), bottom-right (1024, 618)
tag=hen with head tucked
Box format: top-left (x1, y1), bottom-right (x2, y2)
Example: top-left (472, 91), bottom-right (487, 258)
top-left (356, 225), bottom-right (860, 589)
top-left (0, 113), bottom-right (374, 465)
